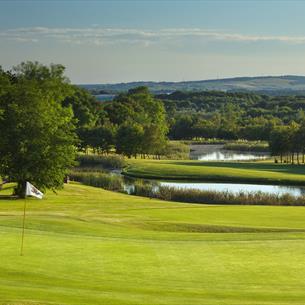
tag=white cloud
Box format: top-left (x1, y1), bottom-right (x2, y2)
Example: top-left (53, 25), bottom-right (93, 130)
top-left (1, 26), bottom-right (305, 46)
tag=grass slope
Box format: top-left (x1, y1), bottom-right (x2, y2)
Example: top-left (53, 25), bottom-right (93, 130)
top-left (1, 184), bottom-right (305, 304)
top-left (123, 159), bottom-right (305, 185)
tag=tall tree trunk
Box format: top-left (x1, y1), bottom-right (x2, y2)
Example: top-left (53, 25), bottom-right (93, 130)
top-left (291, 153), bottom-right (294, 164)
top-left (14, 181), bottom-right (26, 198)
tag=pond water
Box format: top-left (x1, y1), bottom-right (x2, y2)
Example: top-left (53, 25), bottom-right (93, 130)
top-left (190, 144), bottom-right (270, 161)
top-left (159, 181), bottom-right (305, 197)
top-left (120, 174), bottom-right (305, 197)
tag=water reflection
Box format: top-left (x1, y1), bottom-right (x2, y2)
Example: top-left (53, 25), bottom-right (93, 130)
top-left (159, 181), bottom-right (305, 197)
top-left (190, 144), bottom-right (270, 161)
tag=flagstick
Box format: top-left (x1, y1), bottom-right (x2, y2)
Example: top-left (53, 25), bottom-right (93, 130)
top-left (20, 198), bottom-right (27, 256)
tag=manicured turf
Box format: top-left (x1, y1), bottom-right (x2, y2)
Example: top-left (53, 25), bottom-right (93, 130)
top-left (123, 159), bottom-right (305, 185)
top-left (1, 183), bottom-right (305, 304)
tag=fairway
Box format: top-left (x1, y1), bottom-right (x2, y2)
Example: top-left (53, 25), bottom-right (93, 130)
top-left (124, 159), bottom-right (305, 185)
top-left (1, 184), bottom-right (305, 304)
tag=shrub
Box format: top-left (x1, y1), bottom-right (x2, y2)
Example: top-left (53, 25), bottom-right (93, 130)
top-left (70, 171), bottom-right (125, 192)
top-left (162, 141), bottom-right (190, 159)
top-left (77, 154), bottom-right (126, 169)
top-left (130, 181), bottom-right (155, 197)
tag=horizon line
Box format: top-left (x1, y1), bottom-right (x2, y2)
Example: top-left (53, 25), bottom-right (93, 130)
top-left (76, 74), bottom-right (305, 85)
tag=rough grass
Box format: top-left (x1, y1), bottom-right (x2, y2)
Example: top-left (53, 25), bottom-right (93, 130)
top-left (70, 170), bottom-right (125, 192)
top-left (123, 159), bottom-right (305, 185)
top-left (1, 184), bottom-right (305, 304)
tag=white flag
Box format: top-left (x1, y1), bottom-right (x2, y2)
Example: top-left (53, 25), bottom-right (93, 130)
top-left (25, 182), bottom-right (43, 199)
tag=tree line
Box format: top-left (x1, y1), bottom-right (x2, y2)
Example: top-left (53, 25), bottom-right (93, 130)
top-left (158, 91), bottom-right (305, 141)
top-left (0, 62), bottom-right (169, 197)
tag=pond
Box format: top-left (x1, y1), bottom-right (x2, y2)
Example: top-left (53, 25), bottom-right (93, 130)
top-left (190, 144), bottom-right (270, 161)
top-left (120, 174), bottom-right (305, 197)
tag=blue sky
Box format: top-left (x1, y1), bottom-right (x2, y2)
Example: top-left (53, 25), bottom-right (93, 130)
top-left (1, 0), bottom-right (305, 83)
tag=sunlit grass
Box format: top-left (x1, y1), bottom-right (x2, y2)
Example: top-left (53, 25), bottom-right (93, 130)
top-left (1, 183), bottom-right (305, 304)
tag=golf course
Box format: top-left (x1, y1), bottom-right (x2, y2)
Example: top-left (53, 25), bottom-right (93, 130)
top-left (2, 19), bottom-right (305, 304)
top-left (1, 182), bottom-right (305, 305)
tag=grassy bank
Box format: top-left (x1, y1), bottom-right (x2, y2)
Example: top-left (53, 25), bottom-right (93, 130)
top-left (123, 159), bottom-right (305, 185)
top-left (1, 184), bottom-right (305, 304)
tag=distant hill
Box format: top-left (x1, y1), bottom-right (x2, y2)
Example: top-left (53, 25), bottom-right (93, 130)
top-left (80, 75), bottom-right (305, 95)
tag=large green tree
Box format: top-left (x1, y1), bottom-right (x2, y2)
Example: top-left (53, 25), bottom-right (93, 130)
top-left (104, 86), bottom-right (168, 157)
top-left (62, 86), bottom-right (101, 150)
top-left (83, 124), bottom-right (115, 154)
top-left (0, 62), bottom-right (77, 197)
top-left (116, 123), bottom-right (144, 158)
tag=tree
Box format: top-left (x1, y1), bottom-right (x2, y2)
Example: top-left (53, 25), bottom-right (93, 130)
top-left (105, 87), bottom-right (168, 157)
top-left (293, 120), bottom-right (305, 164)
top-left (169, 115), bottom-right (194, 139)
top-left (116, 123), bottom-right (144, 158)
top-left (63, 86), bottom-right (100, 129)
top-left (192, 118), bottom-right (217, 139)
top-left (0, 62), bottom-right (77, 197)
top-left (239, 116), bottom-right (280, 141)
top-left (142, 124), bottom-right (167, 158)
top-left (269, 125), bottom-right (292, 163)
top-left (218, 103), bottom-right (240, 139)
top-left (62, 86), bottom-right (103, 151)
top-left (289, 121), bottom-right (300, 164)
top-left (85, 125), bottom-right (115, 154)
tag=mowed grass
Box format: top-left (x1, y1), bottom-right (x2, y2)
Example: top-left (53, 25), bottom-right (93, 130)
top-left (1, 183), bottom-right (305, 304)
top-left (123, 159), bottom-right (305, 185)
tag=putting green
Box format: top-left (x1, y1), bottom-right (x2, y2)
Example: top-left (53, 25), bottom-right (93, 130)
top-left (1, 183), bottom-right (305, 304)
